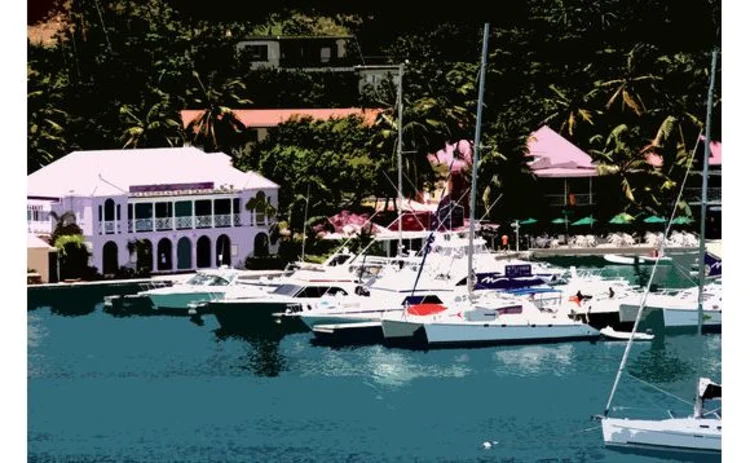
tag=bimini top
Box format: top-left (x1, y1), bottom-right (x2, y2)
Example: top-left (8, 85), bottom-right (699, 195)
top-left (27, 147), bottom-right (279, 199)
top-left (699, 378), bottom-right (722, 400)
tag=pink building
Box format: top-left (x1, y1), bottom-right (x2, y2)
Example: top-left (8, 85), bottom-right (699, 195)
top-left (27, 147), bottom-right (279, 276)
top-left (526, 125), bottom-right (599, 208)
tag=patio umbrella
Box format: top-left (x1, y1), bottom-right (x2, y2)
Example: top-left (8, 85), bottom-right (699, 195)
top-left (643, 215), bottom-right (667, 224)
top-left (609, 212), bottom-right (635, 225)
top-left (551, 218), bottom-right (567, 224)
top-left (518, 218), bottom-right (538, 225)
top-left (672, 216), bottom-right (694, 225)
top-left (571, 216), bottom-right (597, 227)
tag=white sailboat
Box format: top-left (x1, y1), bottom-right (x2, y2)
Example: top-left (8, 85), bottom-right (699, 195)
top-left (381, 23), bottom-right (600, 347)
top-left (598, 49), bottom-right (721, 456)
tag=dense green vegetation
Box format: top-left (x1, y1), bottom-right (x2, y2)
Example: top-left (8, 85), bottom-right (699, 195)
top-left (29, 0), bottom-right (721, 236)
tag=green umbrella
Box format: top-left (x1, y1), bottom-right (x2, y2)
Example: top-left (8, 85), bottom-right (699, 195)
top-left (571, 216), bottom-right (597, 226)
top-left (518, 218), bottom-right (538, 225)
top-left (672, 216), bottom-right (694, 225)
top-left (609, 212), bottom-right (635, 225)
top-left (551, 217), bottom-right (567, 224)
top-left (643, 215), bottom-right (667, 224)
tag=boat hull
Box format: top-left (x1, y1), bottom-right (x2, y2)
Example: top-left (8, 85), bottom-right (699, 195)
top-left (212, 301), bottom-right (294, 333)
top-left (147, 291), bottom-right (224, 312)
top-left (662, 307), bottom-right (722, 331)
top-left (602, 417), bottom-right (721, 455)
top-left (423, 322), bottom-right (600, 347)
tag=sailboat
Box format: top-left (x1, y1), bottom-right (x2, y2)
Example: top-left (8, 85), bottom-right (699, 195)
top-left (598, 50), bottom-right (721, 456)
top-left (380, 23), bottom-right (600, 347)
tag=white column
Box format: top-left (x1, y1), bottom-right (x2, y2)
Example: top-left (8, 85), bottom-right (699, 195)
top-left (191, 240), bottom-right (198, 270)
top-left (171, 201), bottom-right (176, 230)
top-left (211, 199), bottom-right (215, 228)
top-left (152, 202), bottom-right (156, 232)
top-left (230, 197), bottom-right (235, 228)
top-left (192, 200), bottom-right (196, 229)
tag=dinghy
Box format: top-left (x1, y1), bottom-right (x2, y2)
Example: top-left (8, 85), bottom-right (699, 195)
top-left (603, 254), bottom-right (673, 265)
top-left (600, 326), bottom-right (654, 341)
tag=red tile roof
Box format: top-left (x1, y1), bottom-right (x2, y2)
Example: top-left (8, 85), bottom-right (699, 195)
top-left (181, 108), bottom-right (382, 130)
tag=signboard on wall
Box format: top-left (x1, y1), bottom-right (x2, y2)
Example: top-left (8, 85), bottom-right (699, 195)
top-left (129, 182), bottom-right (214, 193)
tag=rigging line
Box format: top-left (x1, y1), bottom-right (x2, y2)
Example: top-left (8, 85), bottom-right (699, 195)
top-left (624, 372), bottom-right (694, 407)
top-left (92, 0), bottom-right (113, 54)
top-left (603, 129), bottom-right (706, 416)
top-left (381, 171), bottom-right (430, 232)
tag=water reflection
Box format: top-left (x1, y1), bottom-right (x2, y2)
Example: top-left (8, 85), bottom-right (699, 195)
top-left (213, 324), bottom-right (288, 378)
top-left (492, 344), bottom-right (574, 377)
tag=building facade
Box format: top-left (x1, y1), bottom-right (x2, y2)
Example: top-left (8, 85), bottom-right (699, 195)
top-left (27, 147), bottom-right (279, 275)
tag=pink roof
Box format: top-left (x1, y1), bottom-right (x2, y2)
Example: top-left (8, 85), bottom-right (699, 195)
top-left (645, 137), bottom-right (721, 168)
top-left (180, 108), bottom-right (382, 130)
top-left (526, 126), bottom-right (598, 178)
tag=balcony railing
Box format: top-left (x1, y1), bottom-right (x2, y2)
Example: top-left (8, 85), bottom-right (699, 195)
top-left (175, 216), bottom-right (193, 229)
top-left (127, 219), bottom-right (133, 233)
top-left (233, 214), bottom-right (241, 226)
top-left (155, 217), bottom-right (173, 231)
top-left (214, 214), bottom-right (231, 228)
top-left (684, 187), bottom-right (721, 204)
top-left (195, 215), bottom-right (212, 228)
top-left (28, 221), bottom-right (53, 234)
top-left (103, 221), bottom-right (116, 234)
top-left (135, 218), bottom-right (153, 232)
top-left (544, 193), bottom-right (597, 207)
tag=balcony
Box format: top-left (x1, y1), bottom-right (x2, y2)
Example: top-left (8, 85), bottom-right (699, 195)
top-left (105, 221), bottom-right (116, 234)
top-left (684, 187), bottom-right (721, 205)
top-left (135, 218), bottom-right (153, 232)
top-left (195, 215), bottom-right (212, 228)
top-left (214, 214), bottom-right (231, 228)
top-left (28, 221), bottom-right (53, 234)
top-left (155, 217), bottom-right (173, 231)
top-left (127, 219), bottom-right (133, 233)
top-left (176, 216), bottom-right (193, 229)
top-left (544, 193), bottom-right (597, 207)
top-left (233, 214), bottom-right (241, 226)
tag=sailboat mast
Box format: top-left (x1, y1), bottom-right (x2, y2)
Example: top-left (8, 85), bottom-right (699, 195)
top-left (696, 49), bottom-right (717, 339)
top-left (467, 23), bottom-right (490, 296)
top-left (694, 49), bottom-right (718, 417)
top-left (397, 63), bottom-right (405, 256)
top-left (300, 182), bottom-right (311, 262)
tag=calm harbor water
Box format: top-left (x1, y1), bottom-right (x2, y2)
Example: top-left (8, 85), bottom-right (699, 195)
top-left (28, 255), bottom-right (721, 462)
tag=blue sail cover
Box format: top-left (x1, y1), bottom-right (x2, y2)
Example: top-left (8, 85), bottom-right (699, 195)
top-left (705, 252), bottom-right (721, 278)
top-left (430, 196), bottom-right (465, 231)
top-left (473, 272), bottom-right (547, 291)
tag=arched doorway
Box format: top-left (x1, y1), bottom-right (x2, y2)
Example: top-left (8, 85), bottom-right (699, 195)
top-left (136, 239), bottom-right (153, 272)
top-left (254, 232), bottom-right (269, 257)
top-left (102, 241), bottom-right (119, 275)
top-left (177, 237), bottom-right (192, 270)
top-left (216, 234), bottom-right (231, 267)
top-left (157, 238), bottom-right (173, 271)
top-left (197, 236), bottom-right (211, 268)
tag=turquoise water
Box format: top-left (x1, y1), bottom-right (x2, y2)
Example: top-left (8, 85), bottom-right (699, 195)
top-left (28, 256), bottom-right (721, 462)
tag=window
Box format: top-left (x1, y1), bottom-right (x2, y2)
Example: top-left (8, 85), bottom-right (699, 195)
top-left (320, 47), bottom-right (331, 63)
top-left (325, 287), bottom-right (348, 296)
top-left (298, 287), bottom-right (328, 298)
top-left (247, 44), bottom-right (268, 61)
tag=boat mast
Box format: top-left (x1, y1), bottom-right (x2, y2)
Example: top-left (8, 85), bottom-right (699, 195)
top-left (467, 23), bottom-right (490, 296)
top-left (397, 63), bottom-right (405, 256)
top-left (694, 49), bottom-right (718, 418)
top-left (300, 182), bottom-right (311, 262)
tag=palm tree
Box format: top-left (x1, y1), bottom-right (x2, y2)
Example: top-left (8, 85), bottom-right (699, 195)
top-left (185, 72), bottom-right (251, 154)
top-left (119, 90), bottom-right (185, 148)
top-left (598, 45), bottom-right (662, 116)
top-left (590, 124), bottom-right (662, 208)
top-left (28, 68), bottom-right (69, 173)
top-left (542, 83), bottom-right (600, 137)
